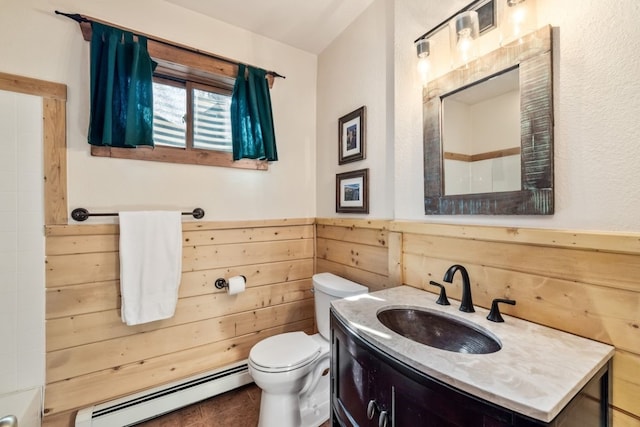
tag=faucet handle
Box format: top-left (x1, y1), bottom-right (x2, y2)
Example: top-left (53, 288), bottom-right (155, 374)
top-left (487, 298), bottom-right (516, 323)
top-left (428, 281), bottom-right (450, 306)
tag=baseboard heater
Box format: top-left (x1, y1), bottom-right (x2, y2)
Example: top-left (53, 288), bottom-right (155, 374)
top-left (75, 360), bottom-right (252, 427)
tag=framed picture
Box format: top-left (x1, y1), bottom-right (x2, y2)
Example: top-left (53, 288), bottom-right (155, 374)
top-left (338, 106), bottom-right (366, 164)
top-left (336, 169), bottom-right (369, 214)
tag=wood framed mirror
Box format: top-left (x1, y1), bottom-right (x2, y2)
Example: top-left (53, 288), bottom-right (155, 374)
top-left (423, 25), bottom-right (553, 215)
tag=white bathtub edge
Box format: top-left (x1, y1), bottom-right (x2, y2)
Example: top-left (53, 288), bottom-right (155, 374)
top-left (0, 388), bottom-right (42, 427)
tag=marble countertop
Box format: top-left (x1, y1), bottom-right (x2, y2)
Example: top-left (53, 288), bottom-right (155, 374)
top-left (331, 286), bottom-right (615, 423)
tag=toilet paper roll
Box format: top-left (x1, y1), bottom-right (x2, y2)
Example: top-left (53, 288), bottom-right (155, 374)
top-left (227, 275), bottom-right (246, 295)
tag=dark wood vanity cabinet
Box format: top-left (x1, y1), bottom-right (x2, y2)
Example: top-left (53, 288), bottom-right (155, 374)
top-left (330, 310), bottom-right (610, 427)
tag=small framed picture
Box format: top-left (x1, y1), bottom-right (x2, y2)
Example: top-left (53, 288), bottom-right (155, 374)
top-left (336, 169), bottom-right (369, 214)
top-left (338, 106), bottom-right (366, 164)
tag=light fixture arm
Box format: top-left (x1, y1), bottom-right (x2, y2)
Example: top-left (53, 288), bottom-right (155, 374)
top-left (413, 0), bottom-right (495, 44)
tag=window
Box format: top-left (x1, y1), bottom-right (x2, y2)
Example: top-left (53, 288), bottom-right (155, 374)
top-left (152, 79), bottom-right (187, 148)
top-left (152, 78), bottom-right (232, 152)
top-left (90, 38), bottom-right (267, 170)
top-left (192, 87), bottom-right (232, 151)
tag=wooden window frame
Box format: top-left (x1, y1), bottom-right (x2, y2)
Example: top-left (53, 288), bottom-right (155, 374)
top-left (80, 21), bottom-right (268, 171)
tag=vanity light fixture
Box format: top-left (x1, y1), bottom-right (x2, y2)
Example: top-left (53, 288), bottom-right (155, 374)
top-left (413, 0), bottom-right (495, 79)
top-left (449, 10), bottom-right (480, 67)
top-left (415, 37), bottom-right (431, 87)
top-left (501, 0), bottom-right (536, 45)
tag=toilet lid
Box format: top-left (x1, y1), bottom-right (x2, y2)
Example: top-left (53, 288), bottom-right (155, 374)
top-left (249, 332), bottom-right (321, 371)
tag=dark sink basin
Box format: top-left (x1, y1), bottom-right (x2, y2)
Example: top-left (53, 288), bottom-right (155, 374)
top-left (377, 308), bottom-right (501, 354)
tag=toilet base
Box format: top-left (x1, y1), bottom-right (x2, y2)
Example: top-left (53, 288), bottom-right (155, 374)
top-left (257, 391), bottom-right (300, 427)
top-left (300, 372), bottom-right (330, 427)
top-left (257, 372), bottom-right (330, 427)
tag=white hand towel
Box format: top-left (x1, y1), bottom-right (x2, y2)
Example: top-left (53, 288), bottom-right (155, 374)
top-left (119, 211), bottom-right (182, 326)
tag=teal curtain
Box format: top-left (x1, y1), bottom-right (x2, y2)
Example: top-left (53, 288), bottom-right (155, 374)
top-left (230, 64), bottom-right (278, 161)
top-left (88, 22), bottom-right (156, 147)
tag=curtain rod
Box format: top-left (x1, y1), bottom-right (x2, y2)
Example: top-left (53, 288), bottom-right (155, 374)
top-left (54, 10), bottom-right (286, 80)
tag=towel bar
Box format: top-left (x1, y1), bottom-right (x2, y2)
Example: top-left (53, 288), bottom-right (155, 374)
top-left (71, 208), bottom-right (205, 222)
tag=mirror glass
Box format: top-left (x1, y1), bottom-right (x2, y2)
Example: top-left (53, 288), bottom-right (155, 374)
top-left (423, 26), bottom-right (553, 215)
top-left (442, 67), bottom-right (520, 195)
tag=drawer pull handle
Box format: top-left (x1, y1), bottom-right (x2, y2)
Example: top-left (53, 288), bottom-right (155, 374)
top-left (367, 400), bottom-right (377, 420)
top-left (379, 410), bottom-right (389, 427)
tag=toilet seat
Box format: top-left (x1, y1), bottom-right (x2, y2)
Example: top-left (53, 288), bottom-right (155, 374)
top-left (249, 332), bottom-right (321, 373)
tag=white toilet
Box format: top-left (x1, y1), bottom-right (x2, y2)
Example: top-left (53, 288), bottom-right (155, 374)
top-left (248, 272), bottom-right (368, 427)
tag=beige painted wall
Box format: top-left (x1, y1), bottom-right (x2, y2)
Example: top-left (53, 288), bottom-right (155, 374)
top-left (319, 0), bottom-right (640, 232)
top-left (0, 0), bottom-right (318, 222)
top-left (316, 0), bottom-right (395, 218)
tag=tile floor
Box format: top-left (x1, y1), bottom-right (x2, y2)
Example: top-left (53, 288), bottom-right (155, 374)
top-left (135, 383), bottom-right (331, 427)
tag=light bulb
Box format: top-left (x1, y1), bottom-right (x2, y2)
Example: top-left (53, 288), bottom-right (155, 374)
top-left (457, 28), bottom-right (474, 65)
top-left (502, 0), bottom-right (536, 46)
top-left (415, 38), bottom-right (431, 86)
top-left (449, 11), bottom-right (479, 68)
top-left (510, 4), bottom-right (527, 40)
top-left (417, 55), bottom-right (431, 87)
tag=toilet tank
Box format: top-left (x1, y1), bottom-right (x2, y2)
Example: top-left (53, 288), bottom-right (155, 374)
top-left (313, 272), bottom-right (368, 339)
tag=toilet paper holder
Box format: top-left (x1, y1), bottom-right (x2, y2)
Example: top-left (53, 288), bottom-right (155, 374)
top-left (214, 276), bottom-right (247, 290)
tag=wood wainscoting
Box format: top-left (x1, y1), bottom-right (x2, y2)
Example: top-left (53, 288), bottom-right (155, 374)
top-left (316, 218), bottom-right (640, 427)
top-left (315, 218), bottom-right (402, 292)
top-left (43, 218), bottom-right (315, 427)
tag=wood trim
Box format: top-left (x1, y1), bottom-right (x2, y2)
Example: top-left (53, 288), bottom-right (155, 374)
top-left (443, 146), bottom-right (521, 162)
top-left (320, 218), bottom-right (640, 257)
top-left (45, 218), bottom-right (315, 237)
top-left (41, 410), bottom-right (74, 427)
top-left (387, 231), bottom-right (403, 286)
top-left (390, 221), bottom-right (640, 255)
top-left (44, 98), bottom-right (68, 225)
top-left (0, 72), bottom-right (68, 226)
top-left (315, 217), bottom-right (391, 230)
top-left (151, 43), bottom-right (237, 88)
top-left (78, 20), bottom-right (237, 81)
top-left (0, 72), bottom-right (67, 100)
top-left (90, 145), bottom-right (269, 170)
top-left (470, 146), bottom-right (521, 162)
top-left (316, 223), bottom-right (388, 247)
top-left (443, 151), bottom-right (473, 162)
top-left (77, 20), bottom-right (277, 88)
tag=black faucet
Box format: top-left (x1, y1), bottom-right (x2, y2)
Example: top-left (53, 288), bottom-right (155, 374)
top-left (443, 264), bottom-right (474, 313)
top-left (487, 298), bottom-right (516, 323)
top-left (428, 280), bottom-right (450, 306)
